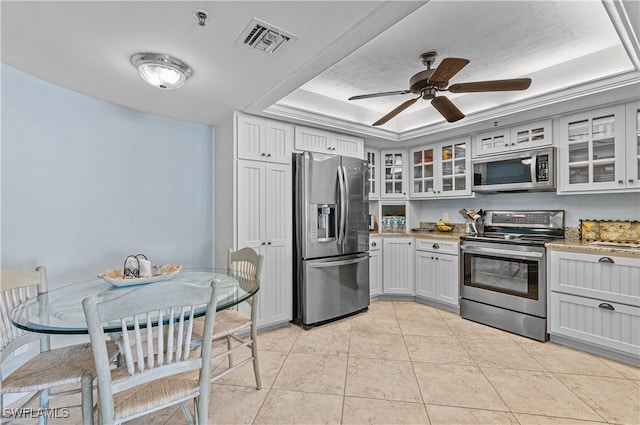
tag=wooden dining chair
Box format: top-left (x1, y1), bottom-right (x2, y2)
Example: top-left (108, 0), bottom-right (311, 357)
top-left (82, 280), bottom-right (219, 425)
top-left (194, 247), bottom-right (262, 389)
top-left (0, 266), bottom-right (116, 425)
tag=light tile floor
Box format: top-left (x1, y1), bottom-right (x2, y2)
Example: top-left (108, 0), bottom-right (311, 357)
top-left (8, 301), bottom-right (640, 424)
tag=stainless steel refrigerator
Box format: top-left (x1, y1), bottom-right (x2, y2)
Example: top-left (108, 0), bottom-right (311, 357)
top-left (293, 151), bottom-right (370, 328)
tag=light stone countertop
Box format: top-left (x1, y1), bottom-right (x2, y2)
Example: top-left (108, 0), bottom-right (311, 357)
top-left (545, 239), bottom-right (640, 259)
top-left (372, 231), bottom-right (464, 241)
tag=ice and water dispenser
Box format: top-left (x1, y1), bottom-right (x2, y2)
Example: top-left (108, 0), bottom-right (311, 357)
top-left (309, 203), bottom-right (337, 242)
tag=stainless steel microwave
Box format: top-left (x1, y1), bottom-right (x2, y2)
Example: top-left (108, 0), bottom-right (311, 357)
top-left (472, 148), bottom-right (555, 193)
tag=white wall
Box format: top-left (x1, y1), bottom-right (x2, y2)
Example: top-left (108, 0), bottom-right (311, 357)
top-left (1, 64), bottom-right (214, 288)
top-left (417, 191), bottom-right (640, 227)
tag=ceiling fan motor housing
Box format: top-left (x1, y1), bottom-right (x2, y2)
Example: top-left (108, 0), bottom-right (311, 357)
top-left (409, 70), bottom-right (446, 95)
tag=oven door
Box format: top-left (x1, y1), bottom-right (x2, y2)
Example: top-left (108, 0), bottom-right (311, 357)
top-left (460, 242), bottom-right (546, 317)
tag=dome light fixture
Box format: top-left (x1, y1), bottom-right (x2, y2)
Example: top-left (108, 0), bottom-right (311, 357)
top-left (131, 53), bottom-right (192, 90)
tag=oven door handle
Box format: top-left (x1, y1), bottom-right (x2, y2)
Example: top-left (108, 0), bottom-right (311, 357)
top-left (460, 245), bottom-right (544, 258)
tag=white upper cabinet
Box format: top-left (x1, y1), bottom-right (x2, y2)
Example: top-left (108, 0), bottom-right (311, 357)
top-left (236, 113), bottom-right (293, 164)
top-left (410, 138), bottom-right (471, 198)
top-left (558, 105), bottom-right (637, 193)
top-left (625, 101), bottom-right (640, 189)
top-left (365, 148), bottom-right (380, 200)
top-left (380, 149), bottom-right (407, 199)
top-left (294, 125), bottom-right (364, 158)
top-left (472, 120), bottom-right (552, 157)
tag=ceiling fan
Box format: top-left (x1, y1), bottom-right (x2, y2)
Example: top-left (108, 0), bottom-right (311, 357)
top-left (348, 52), bottom-right (532, 126)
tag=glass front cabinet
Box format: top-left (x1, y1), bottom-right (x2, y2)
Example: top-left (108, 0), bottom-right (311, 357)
top-left (626, 101), bottom-right (640, 189)
top-left (558, 105), bottom-right (636, 193)
top-left (381, 150), bottom-right (407, 198)
top-left (410, 138), bottom-right (472, 198)
top-left (365, 148), bottom-right (379, 200)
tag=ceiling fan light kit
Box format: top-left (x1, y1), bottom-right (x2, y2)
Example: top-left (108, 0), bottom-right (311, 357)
top-left (131, 53), bottom-right (193, 90)
top-left (349, 52), bottom-right (532, 126)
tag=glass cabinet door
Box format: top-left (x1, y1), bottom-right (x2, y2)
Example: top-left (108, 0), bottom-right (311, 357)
top-left (366, 149), bottom-right (379, 199)
top-left (411, 147), bottom-right (435, 196)
top-left (626, 103), bottom-right (640, 189)
top-left (440, 140), bottom-right (468, 194)
top-left (382, 151), bottom-right (405, 197)
top-left (561, 105), bottom-right (625, 192)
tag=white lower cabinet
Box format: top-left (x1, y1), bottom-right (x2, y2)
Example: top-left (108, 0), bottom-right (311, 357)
top-left (369, 237), bottom-right (382, 299)
top-left (382, 237), bottom-right (414, 295)
top-left (236, 159), bottom-right (293, 328)
top-left (549, 250), bottom-right (640, 361)
top-left (414, 239), bottom-right (459, 308)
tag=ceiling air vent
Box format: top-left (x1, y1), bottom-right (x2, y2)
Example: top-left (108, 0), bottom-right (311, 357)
top-left (237, 18), bottom-right (297, 54)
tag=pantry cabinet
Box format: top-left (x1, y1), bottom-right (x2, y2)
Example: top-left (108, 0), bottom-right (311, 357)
top-left (472, 120), bottom-right (552, 157)
top-left (557, 105), bottom-right (637, 193)
top-left (548, 250), bottom-right (640, 362)
top-left (294, 125), bottom-right (364, 158)
top-left (215, 112), bottom-right (293, 330)
top-left (369, 236), bottom-right (382, 299)
top-left (380, 149), bottom-right (408, 199)
top-left (409, 138), bottom-right (471, 198)
top-left (414, 239), bottom-right (459, 309)
top-left (382, 237), bottom-right (414, 295)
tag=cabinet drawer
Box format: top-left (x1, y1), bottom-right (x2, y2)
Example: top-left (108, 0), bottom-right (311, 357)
top-left (370, 237), bottom-right (381, 251)
top-left (550, 292), bottom-right (640, 357)
top-left (415, 239), bottom-right (458, 254)
top-left (549, 251), bottom-right (640, 306)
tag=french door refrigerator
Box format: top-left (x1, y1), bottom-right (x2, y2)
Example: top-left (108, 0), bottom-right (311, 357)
top-left (293, 151), bottom-right (370, 328)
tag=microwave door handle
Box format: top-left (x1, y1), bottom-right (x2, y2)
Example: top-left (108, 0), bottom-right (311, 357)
top-left (530, 154), bottom-right (538, 185)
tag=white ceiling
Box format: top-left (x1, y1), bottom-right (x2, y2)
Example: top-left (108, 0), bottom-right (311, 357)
top-left (2, 1), bottom-right (639, 143)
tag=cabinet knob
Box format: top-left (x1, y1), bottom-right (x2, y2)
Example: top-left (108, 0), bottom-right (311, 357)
top-left (598, 257), bottom-right (614, 264)
top-left (618, 180), bottom-right (624, 184)
top-left (261, 153), bottom-right (266, 156)
top-left (267, 241), bottom-right (272, 245)
top-left (408, 242), bottom-right (412, 245)
top-left (598, 303), bottom-right (615, 311)
top-left (629, 179), bottom-right (635, 183)
top-left (433, 243), bottom-right (440, 249)
top-left (371, 242), bottom-right (377, 247)
top-left (261, 242), bottom-right (266, 245)
top-left (267, 153), bottom-right (272, 157)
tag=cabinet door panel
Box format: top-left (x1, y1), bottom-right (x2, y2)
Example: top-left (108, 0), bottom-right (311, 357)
top-left (332, 134), bottom-right (363, 158)
top-left (369, 250), bottom-right (382, 298)
top-left (237, 115), bottom-right (266, 161)
top-left (295, 126), bottom-right (332, 153)
top-left (626, 102), bottom-right (640, 188)
top-left (382, 238), bottom-right (413, 294)
top-left (415, 251), bottom-right (437, 298)
top-left (236, 160), bottom-right (265, 250)
top-left (266, 121), bottom-right (294, 164)
top-left (260, 243), bottom-right (292, 324)
top-left (435, 254), bottom-right (458, 306)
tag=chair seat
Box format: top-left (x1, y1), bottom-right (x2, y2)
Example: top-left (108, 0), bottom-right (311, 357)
top-left (193, 309), bottom-right (251, 340)
top-left (2, 341), bottom-right (118, 393)
top-left (109, 370), bottom-right (200, 421)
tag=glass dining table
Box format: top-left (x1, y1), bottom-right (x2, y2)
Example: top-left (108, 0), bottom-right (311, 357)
top-left (11, 268), bottom-right (259, 334)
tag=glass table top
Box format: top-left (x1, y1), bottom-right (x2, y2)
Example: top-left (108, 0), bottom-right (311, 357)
top-left (11, 268), bottom-right (259, 334)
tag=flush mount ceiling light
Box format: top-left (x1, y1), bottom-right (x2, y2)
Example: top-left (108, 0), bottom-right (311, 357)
top-left (131, 53), bottom-right (193, 90)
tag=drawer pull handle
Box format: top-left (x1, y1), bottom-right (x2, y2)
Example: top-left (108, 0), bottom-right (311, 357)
top-left (371, 242), bottom-right (377, 247)
top-left (598, 257), bottom-right (615, 264)
top-left (598, 303), bottom-right (615, 311)
top-left (433, 244), bottom-right (440, 249)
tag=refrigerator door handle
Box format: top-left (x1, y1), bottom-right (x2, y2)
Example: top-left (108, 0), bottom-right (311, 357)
top-left (341, 165), bottom-right (349, 244)
top-left (306, 255), bottom-right (368, 268)
top-left (337, 165), bottom-right (347, 246)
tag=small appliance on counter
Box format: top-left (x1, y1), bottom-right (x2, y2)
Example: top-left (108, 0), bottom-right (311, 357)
top-left (458, 209), bottom-right (484, 235)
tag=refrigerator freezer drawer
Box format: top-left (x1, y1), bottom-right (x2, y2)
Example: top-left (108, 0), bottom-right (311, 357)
top-left (301, 253), bottom-right (369, 326)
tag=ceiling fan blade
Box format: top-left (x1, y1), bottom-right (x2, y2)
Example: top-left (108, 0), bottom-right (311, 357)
top-left (448, 78), bottom-right (532, 93)
top-left (431, 96), bottom-right (465, 123)
top-left (428, 58), bottom-right (470, 84)
top-left (372, 96), bottom-right (420, 126)
top-left (348, 90), bottom-right (410, 101)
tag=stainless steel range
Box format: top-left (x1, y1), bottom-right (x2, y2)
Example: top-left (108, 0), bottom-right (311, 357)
top-left (459, 210), bottom-right (564, 341)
